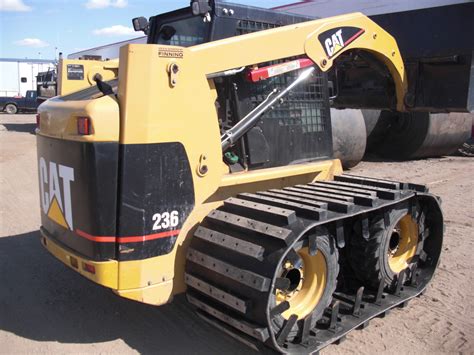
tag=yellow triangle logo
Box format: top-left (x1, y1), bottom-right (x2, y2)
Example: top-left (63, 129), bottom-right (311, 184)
top-left (47, 196), bottom-right (69, 229)
top-left (333, 42), bottom-right (343, 55)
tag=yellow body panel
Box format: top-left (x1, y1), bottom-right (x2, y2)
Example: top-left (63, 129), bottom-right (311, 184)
top-left (40, 229), bottom-right (118, 289)
top-left (38, 94), bottom-right (119, 142)
top-left (58, 59), bottom-right (118, 96)
top-left (114, 281), bottom-right (174, 304)
top-left (38, 12), bottom-right (406, 305)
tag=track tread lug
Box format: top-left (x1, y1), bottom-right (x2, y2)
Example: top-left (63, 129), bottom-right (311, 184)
top-left (276, 314), bottom-right (298, 345)
top-left (224, 197), bottom-right (297, 225)
top-left (238, 192), bottom-right (326, 220)
top-left (394, 269), bottom-right (406, 296)
top-left (206, 210), bottom-right (293, 244)
top-left (184, 273), bottom-right (249, 313)
top-left (352, 287), bottom-right (364, 316)
top-left (337, 174), bottom-right (402, 190)
top-left (270, 301), bottom-right (290, 317)
top-left (187, 293), bottom-right (270, 342)
top-left (329, 301), bottom-right (340, 332)
top-left (398, 300), bottom-right (410, 308)
top-left (268, 188), bottom-right (355, 213)
top-left (296, 184), bottom-right (377, 206)
top-left (310, 182), bottom-right (377, 197)
top-left (308, 234), bottom-right (318, 256)
top-left (319, 180), bottom-right (401, 200)
top-left (194, 226), bottom-right (265, 260)
top-left (287, 186), bottom-right (355, 203)
top-left (357, 320), bottom-right (370, 330)
top-left (300, 313), bottom-right (313, 345)
top-left (335, 221), bottom-right (345, 248)
top-left (196, 310), bottom-right (262, 352)
top-left (256, 190), bottom-right (328, 210)
top-left (187, 248), bottom-right (270, 292)
top-left (361, 217), bottom-right (370, 240)
top-left (375, 279), bottom-right (386, 305)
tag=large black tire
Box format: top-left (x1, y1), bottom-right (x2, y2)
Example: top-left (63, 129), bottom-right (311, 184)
top-left (269, 233), bottom-right (339, 340)
top-left (5, 103), bottom-right (18, 114)
top-left (348, 202), bottom-right (424, 289)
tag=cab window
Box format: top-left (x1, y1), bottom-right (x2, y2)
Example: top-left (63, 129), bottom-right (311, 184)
top-left (152, 14), bottom-right (210, 47)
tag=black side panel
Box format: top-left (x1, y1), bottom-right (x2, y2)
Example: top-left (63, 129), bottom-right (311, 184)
top-left (370, 3), bottom-right (474, 59)
top-left (37, 135), bottom-right (118, 261)
top-left (117, 142), bottom-right (195, 261)
top-left (370, 3), bottom-right (474, 111)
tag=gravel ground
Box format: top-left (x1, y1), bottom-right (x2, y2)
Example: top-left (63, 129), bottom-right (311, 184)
top-left (1, 114), bottom-right (473, 354)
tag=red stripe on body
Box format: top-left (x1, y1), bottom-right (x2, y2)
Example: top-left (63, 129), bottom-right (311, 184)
top-left (117, 229), bottom-right (181, 243)
top-left (75, 229), bottom-right (181, 243)
top-left (344, 29), bottom-right (365, 47)
top-left (76, 229), bottom-right (116, 243)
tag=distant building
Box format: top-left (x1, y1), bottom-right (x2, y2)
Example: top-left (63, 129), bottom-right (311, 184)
top-left (0, 58), bottom-right (56, 97)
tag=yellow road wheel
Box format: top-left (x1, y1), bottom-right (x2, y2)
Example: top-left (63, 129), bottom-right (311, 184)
top-left (387, 214), bottom-right (419, 273)
top-left (349, 201), bottom-right (423, 289)
top-left (276, 247), bottom-right (327, 320)
top-left (271, 233), bottom-right (339, 340)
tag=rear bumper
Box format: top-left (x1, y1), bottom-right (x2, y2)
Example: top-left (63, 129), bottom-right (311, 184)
top-left (40, 227), bottom-right (175, 305)
top-left (40, 228), bottom-right (118, 289)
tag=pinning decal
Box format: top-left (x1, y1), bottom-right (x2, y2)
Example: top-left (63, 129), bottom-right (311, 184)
top-left (158, 47), bottom-right (184, 58)
top-left (39, 157), bottom-right (75, 230)
top-left (318, 27), bottom-right (365, 58)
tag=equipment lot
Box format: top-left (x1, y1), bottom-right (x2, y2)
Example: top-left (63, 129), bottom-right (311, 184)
top-left (0, 114), bottom-right (472, 354)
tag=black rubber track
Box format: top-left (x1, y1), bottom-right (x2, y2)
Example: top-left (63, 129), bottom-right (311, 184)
top-left (185, 174), bottom-right (444, 354)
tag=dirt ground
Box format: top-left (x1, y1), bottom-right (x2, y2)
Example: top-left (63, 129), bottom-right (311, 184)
top-left (0, 114), bottom-right (473, 354)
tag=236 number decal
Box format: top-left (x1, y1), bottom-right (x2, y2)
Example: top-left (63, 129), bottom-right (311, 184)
top-left (152, 211), bottom-right (179, 230)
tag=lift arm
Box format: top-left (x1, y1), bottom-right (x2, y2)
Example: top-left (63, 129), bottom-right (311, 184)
top-left (189, 12), bottom-right (407, 111)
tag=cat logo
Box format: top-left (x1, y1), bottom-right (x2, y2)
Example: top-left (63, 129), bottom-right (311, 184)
top-left (318, 27), bottom-right (365, 58)
top-left (38, 157), bottom-right (75, 230)
top-left (324, 29), bottom-right (345, 57)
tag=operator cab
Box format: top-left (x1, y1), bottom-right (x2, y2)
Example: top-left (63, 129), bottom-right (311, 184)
top-left (142, 2), bottom-right (334, 172)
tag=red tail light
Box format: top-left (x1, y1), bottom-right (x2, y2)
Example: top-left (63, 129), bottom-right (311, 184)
top-left (82, 262), bottom-right (96, 274)
top-left (77, 117), bottom-right (91, 135)
top-left (36, 114), bottom-right (40, 127)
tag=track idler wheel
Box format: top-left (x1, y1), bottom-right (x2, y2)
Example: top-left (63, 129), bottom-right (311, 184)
top-left (349, 201), bottom-right (425, 290)
top-left (269, 233), bottom-right (339, 343)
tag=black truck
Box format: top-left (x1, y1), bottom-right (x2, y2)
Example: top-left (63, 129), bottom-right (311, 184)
top-left (0, 90), bottom-right (39, 114)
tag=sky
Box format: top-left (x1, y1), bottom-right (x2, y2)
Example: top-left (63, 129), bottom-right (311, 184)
top-left (0, 0), bottom-right (296, 60)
